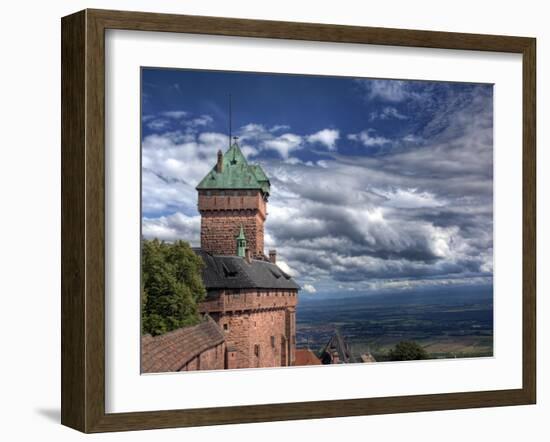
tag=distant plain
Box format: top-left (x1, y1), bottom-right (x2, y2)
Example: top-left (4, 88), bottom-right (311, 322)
top-left (296, 286), bottom-right (493, 361)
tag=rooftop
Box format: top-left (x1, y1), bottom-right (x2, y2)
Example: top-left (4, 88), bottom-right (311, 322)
top-left (196, 142), bottom-right (270, 195)
top-left (194, 248), bottom-right (300, 291)
top-left (141, 316), bottom-right (225, 373)
top-left (320, 330), bottom-right (357, 364)
top-left (295, 349), bottom-right (322, 366)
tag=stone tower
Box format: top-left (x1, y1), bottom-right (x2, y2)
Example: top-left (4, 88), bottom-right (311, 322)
top-left (196, 141), bottom-right (299, 369)
top-left (196, 141), bottom-right (270, 258)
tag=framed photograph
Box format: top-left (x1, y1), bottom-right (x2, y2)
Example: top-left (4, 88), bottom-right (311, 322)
top-left (61, 9), bottom-right (536, 433)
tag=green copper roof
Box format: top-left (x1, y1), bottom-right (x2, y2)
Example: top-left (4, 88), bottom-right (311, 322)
top-left (196, 142), bottom-right (270, 195)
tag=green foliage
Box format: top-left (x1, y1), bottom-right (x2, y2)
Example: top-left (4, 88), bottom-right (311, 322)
top-left (141, 239), bottom-right (206, 336)
top-left (388, 341), bottom-right (429, 361)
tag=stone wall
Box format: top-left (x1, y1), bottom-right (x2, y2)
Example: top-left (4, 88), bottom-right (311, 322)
top-left (199, 212), bottom-right (265, 257)
top-left (217, 308), bottom-right (289, 369)
top-left (198, 190), bottom-right (266, 217)
top-left (199, 289), bottom-right (298, 369)
top-left (181, 341), bottom-right (226, 371)
top-left (285, 307), bottom-right (296, 366)
top-left (199, 289), bottom-right (298, 313)
top-left (198, 189), bottom-right (266, 256)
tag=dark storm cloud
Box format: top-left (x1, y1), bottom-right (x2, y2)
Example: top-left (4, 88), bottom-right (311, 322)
top-left (142, 76), bottom-right (494, 295)
top-left (259, 84), bottom-right (494, 291)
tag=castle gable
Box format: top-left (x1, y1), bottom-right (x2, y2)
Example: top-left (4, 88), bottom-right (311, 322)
top-left (320, 330), bottom-right (356, 364)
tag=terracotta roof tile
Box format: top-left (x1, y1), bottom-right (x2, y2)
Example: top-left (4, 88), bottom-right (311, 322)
top-left (141, 316), bottom-right (225, 373)
top-left (295, 349), bottom-right (322, 366)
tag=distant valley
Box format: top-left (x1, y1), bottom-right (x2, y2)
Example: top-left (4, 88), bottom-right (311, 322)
top-left (296, 286), bottom-right (493, 361)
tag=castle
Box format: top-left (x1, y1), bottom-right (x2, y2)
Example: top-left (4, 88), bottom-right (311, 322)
top-left (142, 140), bottom-right (300, 373)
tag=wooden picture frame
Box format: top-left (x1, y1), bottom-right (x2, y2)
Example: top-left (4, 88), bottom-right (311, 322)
top-left (61, 8), bottom-right (536, 433)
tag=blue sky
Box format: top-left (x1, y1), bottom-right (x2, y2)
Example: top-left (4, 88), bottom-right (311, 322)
top-left (141, 68), bottom-right (494, 298)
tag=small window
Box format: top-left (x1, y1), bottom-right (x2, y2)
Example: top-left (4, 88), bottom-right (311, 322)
top-left (254, 344), bottom-right (260, 357)
top-left (223, 324), bottom-right (228, 331)
top-left (271, 336), bottom-right (276, 348)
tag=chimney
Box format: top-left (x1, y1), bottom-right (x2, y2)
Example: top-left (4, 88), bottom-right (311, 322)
top-left (216, 150), bottom-right (223, 173)
top-left (245, 248), bottom-right (252, 264)
top-left (269, 249), bottom-right (277, 264)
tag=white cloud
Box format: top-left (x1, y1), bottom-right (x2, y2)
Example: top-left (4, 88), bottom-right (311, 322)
top-left (187, 114), bottom-right (214, 128)
top-left (402, 134), bottom-right (423, 143)
top-left (239, 124), bottom-right (343, 158)
top-left (240, 144), bottom-right (259, 158)
top-left (146, 118), bottom-right (170, 130)
top-left (307, 129), bottom-right (340, 150)
top-left (377, 188), bottom-right (445, 209)
top-left (269, 124), bottom-right (291, 132)
top-left (276, 260), bottom-right (298, 278)
top-left (145, 111), bottom-right (213, 133)
top-left (361, 79), bottom-right (423, 102)
top-left (370, 106), bottom-right (408, 121)
top-left (302, 283), bottom-right (317, 293)
top-left (368, 80), bottom-right (409, 102)
top-left (142, 83), bottom-right (493, 294)
top-left (141, 130), bottom-right (225, 214)
top-left (162, 110), bottom-right (188, 119)
top-left (239, 124), bottom-right (303, 159)
top-left (348, 129), bottom-right (391, 147)
top-left (263, 133), bottom-right (303, 159)
top-left (142, 212), bottom-right (201, 243)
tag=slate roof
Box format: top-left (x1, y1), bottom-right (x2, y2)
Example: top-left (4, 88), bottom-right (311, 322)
top-left (320, 330), bottom-right (357, 364)
top-left (196, 142), bottom-right (270, 195)
top-left (141, 316), bottom-right (225, 373)
top-left (194, 248), bottom-right (300, 291)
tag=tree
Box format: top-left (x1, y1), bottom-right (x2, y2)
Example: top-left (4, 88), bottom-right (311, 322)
top-left (388, 341), bottom-right (429, 361)
top-left (141, 239), bottom-right (206, 336)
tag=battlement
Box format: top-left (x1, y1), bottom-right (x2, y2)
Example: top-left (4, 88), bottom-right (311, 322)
top-left (199, 289), bottom-right (297, 314)
top-left (198, 189), bottom-right (267, 219)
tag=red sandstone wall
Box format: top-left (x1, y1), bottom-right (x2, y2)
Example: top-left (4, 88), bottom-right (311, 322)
top-left (218, 309), bottom-right (289, 369)
top-left (199, 289), bottom-right (298, 313)
top-left (286, 307), bottom-right (296, 366)
top-left (200, 213), bottom-right (265, 257)
top-left (196, 185), bottom-right (299, 369)
top-left (181, 342), bottom-right (226, 371)
top-left (198, 190), bottom-right (266, 217)
top-left (198, 190), bottom-right (266, 256)
top-left (199, 289), bottom-right (298, 369)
